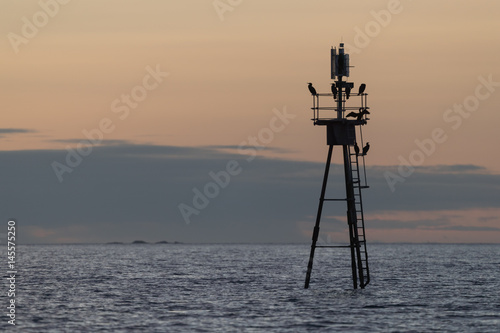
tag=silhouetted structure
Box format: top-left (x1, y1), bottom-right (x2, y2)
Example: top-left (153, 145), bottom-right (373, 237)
top-left (305, 43), bottom-right (371, 290)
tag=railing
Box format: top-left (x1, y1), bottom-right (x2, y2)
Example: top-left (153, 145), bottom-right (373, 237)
top-left (310, 93), bottom-right (369, 124)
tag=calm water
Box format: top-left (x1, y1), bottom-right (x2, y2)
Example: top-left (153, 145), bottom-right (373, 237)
top-left (2, 244), bottom-right (499, 332)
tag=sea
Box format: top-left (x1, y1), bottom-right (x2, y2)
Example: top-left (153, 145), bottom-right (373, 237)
top-left (2, 243), bottom-right (499, 332)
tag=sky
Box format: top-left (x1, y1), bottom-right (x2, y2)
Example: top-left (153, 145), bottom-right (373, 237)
top-left (1, 0), bottom-right (499, 244)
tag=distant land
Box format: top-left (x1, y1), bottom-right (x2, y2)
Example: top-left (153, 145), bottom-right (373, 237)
top-left (105, 240), bottom-right (183, 245)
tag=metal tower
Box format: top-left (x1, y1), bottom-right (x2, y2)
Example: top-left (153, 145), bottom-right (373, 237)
top-left (304, 43), bottom-right (371, 289)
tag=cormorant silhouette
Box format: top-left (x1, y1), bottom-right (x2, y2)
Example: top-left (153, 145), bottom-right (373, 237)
top-left (358, 83), bottom-right (366, 95)
top-left (346, 109), bottom-right (370, 120)
top-left (307, 83), bottom-right (317, 96)
top-left (345, 85), bottom-right (351, 99)
top-left (331, 83), bottom-right (337, 99)
top-left (354, 142), bottom-right (360, 156)
top-left (362, 142), bottom-right (370, 156)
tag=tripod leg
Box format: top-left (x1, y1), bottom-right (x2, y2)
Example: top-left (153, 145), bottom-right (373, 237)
top-left (304, 145), bottom-right (334, 288)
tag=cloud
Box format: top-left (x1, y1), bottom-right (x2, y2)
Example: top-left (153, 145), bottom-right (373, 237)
top-left (1, 143), bottom-right (499, 243)
top-left (415, 164), bottom-right (487, 173)
top-left (477, 216), bottom-right (499, 223)
top-left (435, 225), bottom-right (500, 231)
top-left (368, 218), bottom-right (450, 230)
top-left (207, 145), bottom-right (295, 155)
top-left (0, 128), bottom-right (35, 137)
top-left (366, 217), bottom-right (500, 232)
top-left (50, 139), bottom-right (133, 146)
top-left (365, 165), bottom-right (500, 212)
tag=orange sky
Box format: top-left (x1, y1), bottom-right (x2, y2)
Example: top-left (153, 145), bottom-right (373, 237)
top-left (1, 1), bottom-right (499, 243)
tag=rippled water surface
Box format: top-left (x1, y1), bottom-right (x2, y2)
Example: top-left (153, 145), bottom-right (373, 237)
top-left (4, 244), bottom-right (500, 332)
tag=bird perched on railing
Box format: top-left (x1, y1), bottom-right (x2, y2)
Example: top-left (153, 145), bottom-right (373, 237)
top-left (354, 142), bottom-right (360, 156)
top-left (358, 83), bottom-right (366, 95)
top-left (362, 142), bottom-right (370, 156)
top-left (307, 83), bottom-right (317, 96)
top-left (345, 85), bottom-right (351, 99)
top-left (331, 83), bottom-right (337, 99)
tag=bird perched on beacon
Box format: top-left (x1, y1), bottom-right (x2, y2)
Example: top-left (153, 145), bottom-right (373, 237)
top-left (331, 83), bottom-right (337, 99)
top-left (345, 85), bottom-right (351, 99)
top-left (346, 108), bottom-right (370, 120)
top-left (358, 83), bottom-right (366, 95)
top-left (307, 83), bottom-right (317, 96)
top-left (362, 142), bottom-right (370, 156)
top-left (356, 108), bottom-right (370, 120)
top-left (354, 142), bottom-right (360, 156)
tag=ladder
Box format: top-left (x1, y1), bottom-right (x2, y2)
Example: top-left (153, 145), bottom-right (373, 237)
top-left (348, 144), bottom-right (370, 288)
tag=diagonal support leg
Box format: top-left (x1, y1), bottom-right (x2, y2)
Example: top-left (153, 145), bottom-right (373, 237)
top-left (304, 144), bottom-right (334, 289)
